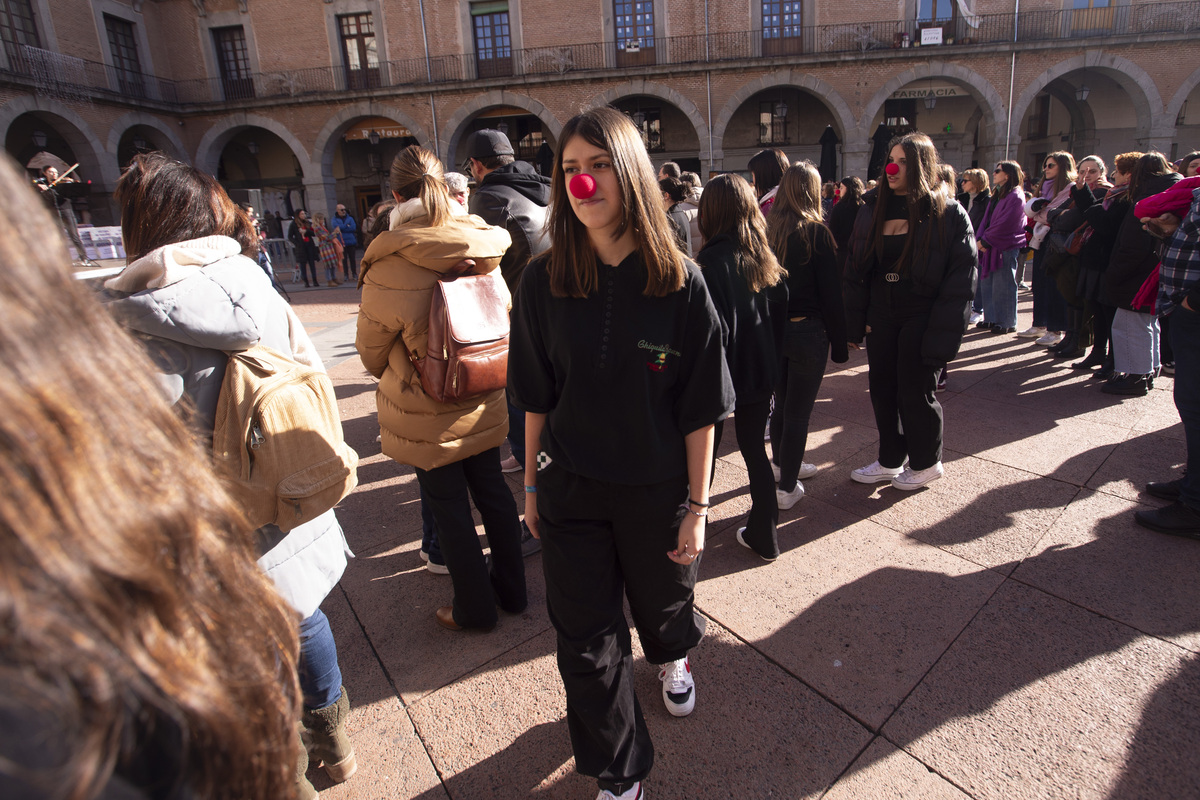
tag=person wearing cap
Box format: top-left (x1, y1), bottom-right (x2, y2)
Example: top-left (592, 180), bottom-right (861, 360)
top-left (464, 129), bottom-right (553, 556)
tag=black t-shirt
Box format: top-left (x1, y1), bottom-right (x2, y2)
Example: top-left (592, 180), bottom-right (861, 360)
top-left (509, 251), bottom-right (734, 485)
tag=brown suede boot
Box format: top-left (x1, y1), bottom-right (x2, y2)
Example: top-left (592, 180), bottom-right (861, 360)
top-left (302, 685), bottom-right (357, 783)
top-left (296, 728), bottom-right (318, 800)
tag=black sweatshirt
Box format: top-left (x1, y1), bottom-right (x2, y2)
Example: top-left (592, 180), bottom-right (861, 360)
top-left (778, 222), bottom-right (849, 363)
top-left (509, 251), bottom-right (735, 485)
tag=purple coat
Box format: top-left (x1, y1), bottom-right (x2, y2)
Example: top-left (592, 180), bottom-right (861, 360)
top-left (976, 188), bottom-right (1027, 278)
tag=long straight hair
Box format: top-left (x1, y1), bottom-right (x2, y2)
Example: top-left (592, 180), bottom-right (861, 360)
top-left (1127, 152), bottom-right (1174, 202)
top-left (389, 144), bottom-right (452, 227)
top-left (866, 132), bottom-right (946, 273)
top-left (1043, 150), bottom-right (1076, 196)
top-left (116, 153), bottom-right (257, 260)
top-left (992, 161), bottom-right (1025, 200)
top-left (747, 148), bottom-right (789, 200)
top-left (697, 173), bottom-right (785, 293)
top-left (545, 106), bottom-right (686, 298)
top-left (766, 161), bottom-right (831, 267)
top-left (0, 153), bottom-right (300, 800)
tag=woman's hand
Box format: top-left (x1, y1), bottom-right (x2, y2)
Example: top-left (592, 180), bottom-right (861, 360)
top-left (524, 491), bottom-right (539, 539)
top-left (669, 509), bottom-right (705, 565)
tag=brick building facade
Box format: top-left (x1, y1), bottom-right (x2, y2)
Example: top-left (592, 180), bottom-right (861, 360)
top-left (2, 0), bottom-right (1198, 224)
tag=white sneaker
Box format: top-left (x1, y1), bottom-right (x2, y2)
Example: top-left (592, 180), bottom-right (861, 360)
top-left (597, 782), bottom-right (643, 800)
top-left (1034, 331), bottom-right (1063, 347)
top-left (736, 527), bottom-right (778, 562)
top-left (659, 657), bottom-right (695, 717)
top-left (499, 455), bottom-right (522, 473)
top-left (426, 558), bottom-right (449, 575)
top-left (850, 460), bottom-right (905, 484)
top-left (772, 462), bottom-right (817, 482)
top-left (969, 310), bottom-right (984, 324)
top-left (1016, 326), bottom-right (1047, 339)
top-left (776, 483), bottom-right (805, 510)
top-left (891, 462), bottom-right (944, 490)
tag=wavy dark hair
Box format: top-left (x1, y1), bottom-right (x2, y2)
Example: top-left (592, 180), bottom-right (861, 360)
top-left (698, 173), bottom-right (785, 293)
top-left (1127, 152), bottom-right (1174, 202)
top-left (866, 132), bottom-right (947, 274)
top-left (116, 153), bottom-right (257, 260)
top-left (837, 176), bottom-right (865, 207)
top-left (991, 160), bottom-right (1025, 200)
top-left (545, 106), bottom-right (686, 298)
top-left (767, 161), bottom-right (833, 269)
top-left (0, 153), bottom-right (300, 799)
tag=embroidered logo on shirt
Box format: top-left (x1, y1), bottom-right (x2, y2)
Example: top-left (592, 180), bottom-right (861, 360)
top-left (639, 339), bottom-right (679, 372)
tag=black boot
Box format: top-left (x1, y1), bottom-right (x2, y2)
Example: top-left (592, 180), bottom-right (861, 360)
top-left (1101, 373), bottom-right (1150, 396)
top-left (1092, 354), bottom-right (1116, 380)
top-left (1072, 347), bottom-right (1107, 370)
top-left (1051, 331), bottom-right (1080, 358)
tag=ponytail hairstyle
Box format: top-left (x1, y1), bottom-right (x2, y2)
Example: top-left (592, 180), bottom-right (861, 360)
top-left (388, 145), bottom-right (452, 227)
top-left (1044, 150), bottom-right (1076, 196)
top-left (545, 106), bottom-right (686, 298)
top-left (766, 161), bottom-right (831, 268)
top-left (867, 132), bottom-right (946, 274)
top-left (697, 173), bottom-right (785, 293)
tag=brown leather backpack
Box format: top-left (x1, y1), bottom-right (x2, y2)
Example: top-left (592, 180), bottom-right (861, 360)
top-left (405, 259), bottom-right (509, 403)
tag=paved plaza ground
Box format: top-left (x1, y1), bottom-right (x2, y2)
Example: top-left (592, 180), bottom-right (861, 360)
top-left (282, 279), bottom-right (1198, 800)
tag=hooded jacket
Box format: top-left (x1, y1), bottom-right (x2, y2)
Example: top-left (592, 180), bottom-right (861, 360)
top-left (469, 161), bottom-right (551, 292)
top-left (843, 190), bottom-right (978, 366)
top-left (104, 236), bottom-right (351, 618)
top-left (357, 198), bottom-right (513, 471)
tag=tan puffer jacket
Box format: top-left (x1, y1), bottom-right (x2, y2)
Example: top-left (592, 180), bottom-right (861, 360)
top-left (356, 200), bottom-right (512, 470)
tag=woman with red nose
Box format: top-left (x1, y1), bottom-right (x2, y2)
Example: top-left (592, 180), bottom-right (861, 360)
top-left (842, 132), bottom-right (977, 490)
top-left (508, 106), bottom-right (734, 800)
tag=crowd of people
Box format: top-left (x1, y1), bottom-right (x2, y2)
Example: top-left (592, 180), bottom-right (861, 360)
top-left (6, 111), bottom-right (1200, 799)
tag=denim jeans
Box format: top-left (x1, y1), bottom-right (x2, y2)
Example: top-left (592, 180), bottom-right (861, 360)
top-left (1170, 305), bottom-right (1200, 510)
top-left (983, 248), bottom-right (1020, 328)
top-left (506, 390), bottom-right (526, 467)
top-left (1032, 247), bottom-right (1069, 331)
top-left (1111, 308), bottom-right (1160, 375)
top-left (769, 318), bottom-right (830, 491)
top-left (419, 482), bottom-right (443, 563)
top-left (299, 608), bottom-right (343, 711)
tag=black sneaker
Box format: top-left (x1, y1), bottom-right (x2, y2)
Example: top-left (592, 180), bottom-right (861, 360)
top-left (1146, 479), bottom-right (1183, 501)
top-left (1135, 502), bottom-right (1200, 539)
top-left (520, 520), bottom-right (541, 557)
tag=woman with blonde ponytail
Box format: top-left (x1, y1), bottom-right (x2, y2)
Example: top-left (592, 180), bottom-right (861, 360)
top-left (356, 145), bottom-right (527, 632)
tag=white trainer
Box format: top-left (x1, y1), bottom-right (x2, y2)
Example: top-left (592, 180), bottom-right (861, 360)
top-left (659, 657), bottom-right (695, 717)
top-left (969, 310), bottom-right (984, 324)
top-left (776, 483), bottom-right (805, 510)
top-left (597, 782), bottom-right (643, 800)
top-left (891, 462), bottom-right (944, 490)
top-left (772, 462), bottom-right (817, 482)
top-left (850, 460), bottom-right (905, 484)
top-left (771, 462), bottom-right (780, 482)
top-left (1035, 331), bottom-right (1063, 346)
top-left (1016, 326), bottom-right (1047, 339)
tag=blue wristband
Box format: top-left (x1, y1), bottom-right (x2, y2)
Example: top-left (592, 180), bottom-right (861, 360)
top-left (525, 485), bottom-right (537, 493)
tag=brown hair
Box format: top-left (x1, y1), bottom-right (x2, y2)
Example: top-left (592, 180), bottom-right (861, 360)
top-left (867, 132), bottom-right (948, 274)
top-left (837, 176), bottom-right (865, 207)
top-left (698, 173), bottom-right (785, 293)
top-left (992, 160), bottom-right (1025, 200)
top-left (1043, 150), bottom-right (1076, 196)
top-left (767, 161), bottom-right (831, 267)
top-left (545, 106), bottom-right (686, 298)
top-left (961, 168), bottom-right (989, 194)
top-left (116, 152), bottom-right (257, 261)
top-left (389, 144), bottom-right (452, 227)
top-left (747, 148), bottom-right (789, 200)
top-left (0, 154), bottom-right (299, 799)
top-left (1127, 152), bottom-right (1174, 202)
top-left (1113, 151), bottom-right (1143, 176)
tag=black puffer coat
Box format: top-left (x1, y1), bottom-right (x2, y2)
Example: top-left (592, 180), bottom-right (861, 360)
top-left (844, 191), bottom-right (978, 366)
top-left (1100, 172), bottom-right (1181, 310)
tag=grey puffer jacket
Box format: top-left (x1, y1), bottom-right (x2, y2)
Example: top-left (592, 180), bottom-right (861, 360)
top-left (104, 235), bottom-right (352, 618)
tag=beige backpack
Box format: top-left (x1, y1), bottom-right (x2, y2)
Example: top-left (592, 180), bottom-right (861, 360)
top-left (212, 345), bottom-right (358, 532)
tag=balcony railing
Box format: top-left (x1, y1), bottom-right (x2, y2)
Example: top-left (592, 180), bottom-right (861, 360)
top-left (2, 1), bottom-right (1197, 108)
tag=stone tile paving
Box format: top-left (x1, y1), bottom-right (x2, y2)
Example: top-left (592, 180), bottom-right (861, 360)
top-left (291, 288), bottom-right (1200, 799)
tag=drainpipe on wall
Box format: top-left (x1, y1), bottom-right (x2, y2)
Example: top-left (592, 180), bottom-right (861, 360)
top-left (430, 93), bottom-right (440, 156)
top-left (1005, 0), bottom-right (1020, 159)
top-left (705, 0), bottom-right (714, 175)
top-left (417, 0), bottom-right (432, 82)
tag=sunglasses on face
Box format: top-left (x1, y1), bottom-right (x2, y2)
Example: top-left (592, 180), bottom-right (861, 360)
top-left (993, 168), bottom-right (1003, 173)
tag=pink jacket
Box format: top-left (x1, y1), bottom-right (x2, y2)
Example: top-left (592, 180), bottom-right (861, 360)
top-left (1134, 175), bottom-right (1200, 219)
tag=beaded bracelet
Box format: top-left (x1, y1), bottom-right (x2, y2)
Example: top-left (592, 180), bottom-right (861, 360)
top-left (680, 503), bottom-right (707, 518)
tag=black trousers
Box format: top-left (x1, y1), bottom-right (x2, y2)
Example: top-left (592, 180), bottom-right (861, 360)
top-left (714, 397), bottom-right (778, 558)
top-left (866, 313), bottom-right (943, 471)
top-left (341, 244), bottom-right (358, 280)
top-left (414, 447), bottom-right (526, 628)
top-left (538, 464), bottom-right (706, 789)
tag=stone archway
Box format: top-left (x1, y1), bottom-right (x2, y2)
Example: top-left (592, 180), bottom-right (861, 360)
top-left (860, 60), bottom-right (1009, 171)
top-left (715, 71), bottom-right (857, 172)
top-left (195, 113), bottom-right (313, 178)
top-left (0, 95), bottom-right (115, 191)
top-left (440, 90), bottom-right (562, 168)
top-left (1010, 52), bottom-right (1166, 150)
top-left (106, 111), bottom-right (187, 163)
top-left (1165, 63), bottom-right (1200, 143)
top-left (590, 80), bottom-right (710, 166)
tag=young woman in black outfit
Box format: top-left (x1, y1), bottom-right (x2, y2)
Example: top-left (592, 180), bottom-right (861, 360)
top-left (843, 133), bottom-right (977, 490)
top-left (766, 162), bottom-right (849, 508)
top-left (509, 106), bottom-right (734, 800)
top-left (695, 173), bottom-right (788, 560)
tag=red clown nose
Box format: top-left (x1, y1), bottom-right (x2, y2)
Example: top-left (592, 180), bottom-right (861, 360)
top-left (569, 173), bottom-right (597, 199)
top-left (885, 163), bottom-right (900, 176)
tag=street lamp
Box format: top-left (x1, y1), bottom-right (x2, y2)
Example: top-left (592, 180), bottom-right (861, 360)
top-left (132, 134), bottom-right (148, 152)
top-left (924, 90), bottom-right (937, 110)
top-left (1075, 85), bottom-right (1090, 102)
top-left (31, 129), bottom-right (47, 148)
top-left (368, 129), bottom-right (381, 146)
top-left (496, 121), bottom-right (509, 135)
top-left (246, 140), bottom-right (259, 155)
top-left (774, 100), bottom-right (788, 118)
top-left (632, 110), bottom-right (646, 127)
